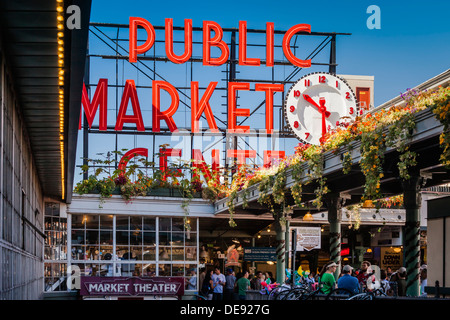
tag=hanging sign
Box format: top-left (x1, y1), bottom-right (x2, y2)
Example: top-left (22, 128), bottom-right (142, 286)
top-left (291, 226), bottom-right (321, 251)
top-left (80, 276), bottom-right (184, 297)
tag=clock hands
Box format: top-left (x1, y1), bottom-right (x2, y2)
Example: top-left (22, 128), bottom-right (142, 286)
top-left (302, 94), bottom-right (331, 118)
top-left (303, 94), bottom-right (331, 139)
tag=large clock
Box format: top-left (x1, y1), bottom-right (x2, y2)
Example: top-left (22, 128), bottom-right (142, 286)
top-left (284, 72), bottom-right (358, 145)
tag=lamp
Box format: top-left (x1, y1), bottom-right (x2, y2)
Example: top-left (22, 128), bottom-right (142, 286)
top-left (303, 212), bottom-right (314, 221)
top-left (362, 199), bottom-right (375, 208)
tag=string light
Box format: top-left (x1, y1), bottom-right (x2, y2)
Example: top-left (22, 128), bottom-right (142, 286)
top-left (56, 0), bottom-right (65, 199)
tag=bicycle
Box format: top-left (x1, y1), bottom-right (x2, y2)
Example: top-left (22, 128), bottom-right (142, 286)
top-left (346, 289), bottom-right (387, 300)
top-left (268, 284), bottom-right (291, 300)
top-left (325, 287), bottom-right (356, 300)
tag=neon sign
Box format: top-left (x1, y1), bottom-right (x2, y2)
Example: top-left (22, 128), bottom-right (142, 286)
top-left (81, 18), bottom-right (314, 173)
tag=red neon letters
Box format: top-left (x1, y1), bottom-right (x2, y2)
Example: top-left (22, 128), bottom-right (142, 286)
top-left (129, 17), bottom-right (155, 63)
top-left (128, 17), bottom-right (312, 68)
top-left (81, 79), bottom-right (285, 134)
top-left (152, 81), bottom-right (179, 132)
top-left (165, 18), bottom-right (192, 64)
top-left (191, 81), bottom-right (219, 133)
top-left (282, 24), bottom-right (312, 68)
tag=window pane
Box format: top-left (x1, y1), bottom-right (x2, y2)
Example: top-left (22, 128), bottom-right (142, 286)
top-left (172, 248), bottom-right (184, 261)
top-left (100, 246), bottom-right (113, 259)
top-left (100, 231), bottom-right (113, 245)
top-left (159, 232), bottom-right (170, 246)
top-left (143, 232), bottom-right (156, 245)
top-left (116, 216), bottom-right (129, 230)
top-left (172, 232), bottom-right (184, 246)
top-left (85, 246), bottom-right (100, 260)
top-left (188, 218), bottom-right (197, 232)
top-left (130, 231), bottom-right (142, 245)
top-left (172, 264), bottom-right (184, 277)
top-left (71, 246), bottom-right (86, 260)
top-left (116, 231), bottom-right (129, 245)
top-left (143, 217), bottom-right (156, 231)
top-left (159, 264), bottom-right (171, 276)
top-left (72, 214), bottom-right (85, 229)
top-left (100, 215), bottom-right (113, 229)
top-left (131, 246), bottom-right (143, 260)
top-left (85, 215), bottom-right (99, 229)
top-left (185, 247), bottom-right (197, 261)
top-left (120, 262), bottom-right (137, 276)
top-left (159, 218), bottom-right (171, 231)
top-left (143, 264), bottom-right (156, 277)
top-left (116, 246), bottom-right (129, 260)
top-left (143, 247), bottom-right (156, 261)
top-left (130, 216), bottom-right (142, 231)
top-left (185, 232), bottom-right (197, 246)
top-left (172, 218), bottom-right (184, 232)
top-left (71, 230), bottom-right (84, 244)
top-left (85, 230), bottom-right (99, 244)
top-left (159, 247), bottom-right (171, 261)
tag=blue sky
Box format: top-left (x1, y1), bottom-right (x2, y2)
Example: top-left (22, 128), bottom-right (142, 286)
top-left (89, 0), bottom-right (450, 106)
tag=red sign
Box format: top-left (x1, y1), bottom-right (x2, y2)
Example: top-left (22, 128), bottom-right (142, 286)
top-left (80, 19), bottom-right (313, 172)
top-left (80, 276), bottom-right (184, 297)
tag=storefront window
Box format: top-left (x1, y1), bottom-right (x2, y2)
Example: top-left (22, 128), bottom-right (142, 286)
top-left (67, 214), bottom-right (198, 289)
top-left (44, 202), bottom-right (68, 292)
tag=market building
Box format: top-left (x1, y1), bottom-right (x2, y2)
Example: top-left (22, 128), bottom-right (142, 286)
top-left (0, 0), bottom-right (91, 299)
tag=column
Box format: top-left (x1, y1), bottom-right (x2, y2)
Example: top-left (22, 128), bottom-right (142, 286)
top-left (274, 208), bottom-right (291, 284)
top-left (402, 175), bottom-right (422, 297)
top-left (326, 193), bottom-right (343, 280)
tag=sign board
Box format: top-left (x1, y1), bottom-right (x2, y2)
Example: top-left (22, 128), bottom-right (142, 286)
top-left (291, 227), bottom-right (321, 251)
top-left (243, 247), bottom-right (276, 261)
top-left (80, 276), bottom-right (184, 297)
top-left (380, 247), bottom-right (403, 271)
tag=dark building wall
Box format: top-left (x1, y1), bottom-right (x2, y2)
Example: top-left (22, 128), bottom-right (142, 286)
top-left (0, 38), bottom-right (45, 300)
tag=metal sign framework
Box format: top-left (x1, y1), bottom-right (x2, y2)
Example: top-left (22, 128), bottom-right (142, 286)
top-left (81, 22), bottom-right (350, 180)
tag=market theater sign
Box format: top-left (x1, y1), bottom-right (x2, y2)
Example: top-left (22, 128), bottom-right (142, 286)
top-left (80, 276), bottom-right (184, 297)
top-left (80, 18), bottom-right (314, 170)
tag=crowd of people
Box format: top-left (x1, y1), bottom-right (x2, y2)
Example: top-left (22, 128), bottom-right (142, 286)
top-left (198, 267), bottom-right (276, 300)
top-left (309, 260), bottom-right (428, 297)
top-left (196, 261), bottom-right (428, 300)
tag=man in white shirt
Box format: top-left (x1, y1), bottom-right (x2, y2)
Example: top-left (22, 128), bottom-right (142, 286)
top-left (211, 267), bottom-right (226, 300)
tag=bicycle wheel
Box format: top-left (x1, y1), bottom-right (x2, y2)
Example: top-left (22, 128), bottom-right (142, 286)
top-left (326, 288), bottom-right (355, 300)
top-left (283, 288), bottom-right (310, 300)
top-left (346, 293), bottom-right (373, 300)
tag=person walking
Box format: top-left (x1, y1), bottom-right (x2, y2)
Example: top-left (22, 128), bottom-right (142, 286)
top-left (235, 271), bottom-right (251, 300)
top-left (396, 267), bottom-right (407, 296)
top-left (337, 265), bottom-right (359, 295)
top-left (211, 267), bottom-right (226, 300)
top-left (356, 261), bottom-right (375, 291)
top-left (318, 261), bottom-right (337, 294)
top-left (224, 268), bottom-right (236, 300)
top-left (420, 266), bottom-right (427, 297)
top-left (201, 269), bottom-right (214, 300)
top-left (251, 271), bottom-right (262, 290)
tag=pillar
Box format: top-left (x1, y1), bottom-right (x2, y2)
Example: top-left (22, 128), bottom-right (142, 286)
top-left (326, 193), bottom-right (343, 280)
top-left (274, 208), bottom-right (291, 284)
top-left (402, 175), bottom-right (422, 297)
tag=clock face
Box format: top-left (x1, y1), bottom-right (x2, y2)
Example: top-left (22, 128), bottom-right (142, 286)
top-left (284, 72), bottom-right (358, 145)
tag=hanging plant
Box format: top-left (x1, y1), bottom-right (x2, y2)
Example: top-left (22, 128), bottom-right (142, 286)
top-left (290, 161), bottom-right (304, 208)
top-left (342, 149), bottom-right (353, 175)
top-left (359, 125), bottom-right (386, 201)
top-left (346, 204), bottom-right (361, 230)
top-left (304, 145), bottom-right (329, 209)
top-left (430, 86), bottom-right (450, 167)
top-left (385, 102), bottom-right (418, 180)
